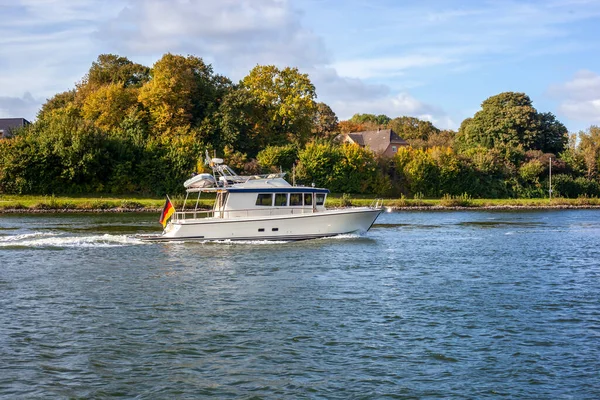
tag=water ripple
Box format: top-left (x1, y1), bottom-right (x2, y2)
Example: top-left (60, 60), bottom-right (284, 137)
top-left (0, 210), bottom-right (599, 398)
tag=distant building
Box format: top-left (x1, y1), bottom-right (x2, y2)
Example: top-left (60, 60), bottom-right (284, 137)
top-left (337, 128), bottom-right (408, 157)
top-left (0, 118), bottom-right (30, 138)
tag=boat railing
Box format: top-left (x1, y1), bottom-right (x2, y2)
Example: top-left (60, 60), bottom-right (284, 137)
top-left (172, 207), bottom-right (320, 221)
top-left (172, 209), bottom-right (215, 221)
top-left (370, 198), bottom-right (384, 209)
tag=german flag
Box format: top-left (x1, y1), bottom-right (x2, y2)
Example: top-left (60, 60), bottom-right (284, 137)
top-left (159, 197), bottom-right (175, 228)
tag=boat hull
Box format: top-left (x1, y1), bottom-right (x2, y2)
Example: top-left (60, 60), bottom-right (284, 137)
top-left (141, 207), bottom-right (382, 242)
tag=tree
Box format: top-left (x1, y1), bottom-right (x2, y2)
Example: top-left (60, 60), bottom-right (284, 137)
top-left (519, 159), bottom-right (544, 183)
top-left (349, 113), bottom-right (391, 126)
top-left (338, 120), bottom-right (369, 134)
top-left (138, 54), bottom-right (222, 133)
top-left (458, 146), bottom-right (513, 197)
top-left (82, 83), bottom-right (139, 131)
top-left (559, 134), bottom-right (586, 177)
top-left (86, 54), bottom-right (150, 88)
top-left (388, 116), bottom-right (440, 142)
top-left (535, 112), bottom-right (568, 154)
top-left (256, 145), bottom-right (298, 173)
top-left (295, 142), bottom-right (342, 188)
top-left (333, 144), bottom-right (379, 193)
top-left (37, 90), bottom-right (76, 121)
top-left (338, 114), bottom-right (387, 133)
top-left (313, 102), bottom-right (339, 139)
top-left (578, 126), bottom-right (600, 180)
top-left (394, 148), bottom-right (439, 197)
top-left (295, 142), bottom-right (379, 193)
top-left (0, 106), bottom-right (112, 194)
top-left (551, 174), bottom-right (600, 198)
top-left (215, 87), bottom-right (266, 156)
top-left (75, 54), bottom-right (150, 110)
top-left (241, 65), bottom-right (317, 146)
top-left (457, 92), bottom-right (567, 154)
top-left (430, 147), bottom-right (462, 195)
top-left (427, 130), bottom-right (456, 148)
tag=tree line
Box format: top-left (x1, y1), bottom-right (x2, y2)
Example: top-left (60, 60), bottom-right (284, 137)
top-left (0, 53), bottom-right (599, 198)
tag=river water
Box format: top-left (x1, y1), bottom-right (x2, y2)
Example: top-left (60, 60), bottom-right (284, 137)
top-left (1, 210), bottom-right (599, 399)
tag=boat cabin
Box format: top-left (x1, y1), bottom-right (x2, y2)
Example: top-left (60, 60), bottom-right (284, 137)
top-left (214, 187), bottom-right (329, 218)
top-left (177, 176), bottom-right (329, 221)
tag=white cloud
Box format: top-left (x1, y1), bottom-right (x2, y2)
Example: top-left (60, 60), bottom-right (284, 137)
top-left (330, 92), bottom-right (427, 118)
top-left (305, 67), bottom-right (456, 129)
top-left (96, 0), bottom-right (329, 73)
top-left (327, 91), bottom-right (456, 130)
top-left (0, 0), bottom-right (119, 111)
top-left (550, 70), bottom-right (600, 124)
top-left (0, 93), bottom-right (43, 120)
top-left (418, 114), bottom-right (458, 131)
top-left (552, 70), bottom-right (600, 101)
top-left (331, 55), bottom-right (454, 80)
top-left (309, 67), bottom-right (389, 101)
top-left (559, 100), bottom-right (600, 124)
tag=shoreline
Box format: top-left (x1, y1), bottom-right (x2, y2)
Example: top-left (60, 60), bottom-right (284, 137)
top-left (388, 204), bottom-right (600, 211)
top-left (2, 204), bottom-right (600, 214)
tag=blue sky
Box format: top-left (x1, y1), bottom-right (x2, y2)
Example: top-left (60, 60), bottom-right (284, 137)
top-left (1, 0), bottom-right (599, 133)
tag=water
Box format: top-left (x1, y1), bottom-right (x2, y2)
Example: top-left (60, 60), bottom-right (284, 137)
top-left (1, 210), bottom-right (599, 399)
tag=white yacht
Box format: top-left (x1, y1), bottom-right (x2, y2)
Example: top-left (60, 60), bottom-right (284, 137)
top-left (142, 156), bottom-right (383, 242)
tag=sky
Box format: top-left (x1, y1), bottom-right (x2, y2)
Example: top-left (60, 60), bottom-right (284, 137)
top-left (1, 0), bottom-right (600, 133)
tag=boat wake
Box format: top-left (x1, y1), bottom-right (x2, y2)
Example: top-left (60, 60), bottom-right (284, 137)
top-left (0, 232), bottom-right (53, 242)
top-left (190, 239), bottom-right (290, 245)
top-left (199, 233), bottom-right (363, 244)
top-left (0, 231), bottom-right (365, 248)
top-left (322, 233), bottom-right (363, 240)
top-left (193, 233), bottom-right (363, 244)
top-left (0, 231), bottom-right (144, 248)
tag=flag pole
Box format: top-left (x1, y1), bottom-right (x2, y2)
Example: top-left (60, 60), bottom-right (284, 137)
top-left (166, 194), bottom-right (175, 211)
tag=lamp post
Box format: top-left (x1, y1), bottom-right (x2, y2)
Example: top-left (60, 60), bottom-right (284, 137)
top-left (549, 157), bottom-right (552, 200)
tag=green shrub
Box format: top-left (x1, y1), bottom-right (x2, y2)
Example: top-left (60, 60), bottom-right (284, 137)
top-left (552, 174), bottom-right (600, 198)
top-left (340, 193), bottom-right (352, 207)
top-left (120, 200), bottom-right (144, 209)
top-left (89, 200), bottom-right (114, 210)
top-left (439, 193), bottom-right (473, 207)
top-left (256, 145), bottom-right (298, 173)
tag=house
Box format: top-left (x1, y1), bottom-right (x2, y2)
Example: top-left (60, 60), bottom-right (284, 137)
top-left (338, 128), bottom-right (408, 157)
top-left (0, 118), bottom-right (30, 138)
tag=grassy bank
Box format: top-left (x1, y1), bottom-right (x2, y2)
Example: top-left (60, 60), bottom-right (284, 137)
top-left (331, 194), bottom-right (600, 209)
top-left (1, 193), bottom-right (600, 212)
top-left (0, 194), bottom-right (214, 212)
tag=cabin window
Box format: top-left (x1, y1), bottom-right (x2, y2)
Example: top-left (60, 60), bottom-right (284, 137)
top-left (392, 146), bottom-right (397, 152)
top-left (256, 193), bottom-right (273, 206)
top-left (289, 193), bottom-right (302, 206)
top-left (316, 193), bottom-right (325, 205)
top-left (274, 193), bottom-right (288, 206)
top-left (304, 193), bottom-right (312, 206)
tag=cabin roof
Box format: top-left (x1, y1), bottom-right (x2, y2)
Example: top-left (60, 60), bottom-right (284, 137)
top-left (227, 187), bottom-right (330, 194)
